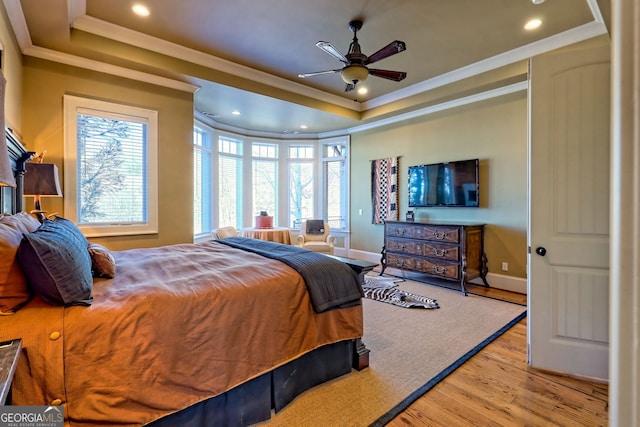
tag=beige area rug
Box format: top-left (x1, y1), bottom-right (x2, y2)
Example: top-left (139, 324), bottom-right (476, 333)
top-left (260, 279), bottom-right (527, 427)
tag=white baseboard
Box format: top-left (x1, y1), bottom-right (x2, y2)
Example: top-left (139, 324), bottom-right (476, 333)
top-left (469, 273), bottom-right (527, 295)
top-left (346, 249), bottom-right (527, 295)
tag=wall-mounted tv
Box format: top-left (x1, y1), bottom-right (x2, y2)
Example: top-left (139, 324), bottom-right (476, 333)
top-left (408, 158), bottom-right (479, 207)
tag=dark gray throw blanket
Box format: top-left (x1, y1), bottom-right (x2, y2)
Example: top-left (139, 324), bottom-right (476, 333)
top-left (216, 237), bottom-right (362, 312)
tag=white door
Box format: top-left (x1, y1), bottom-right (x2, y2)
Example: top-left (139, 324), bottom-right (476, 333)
top-left (528, 40), bottom-right (610, 379)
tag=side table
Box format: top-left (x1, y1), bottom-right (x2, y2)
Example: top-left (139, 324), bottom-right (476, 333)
top-left (0, 339), bottom-right (22, 405)
top-left (325, 255), bottom-right (378, 371)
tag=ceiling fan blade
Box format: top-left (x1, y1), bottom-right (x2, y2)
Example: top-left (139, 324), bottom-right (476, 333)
top-left (298, 69), bottom-right (341, 79)
top-left (364, 40), bottom-right (407, 65)
top-left (316, 41), bottom-right (349, 64)
top-left (344, 83), bottom-right (356, 92)
top-left (369, 69), bottom-right (407, 82)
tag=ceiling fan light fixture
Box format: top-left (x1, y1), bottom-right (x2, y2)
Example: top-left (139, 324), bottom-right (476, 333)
top-left (341, 65), bottom-right (368, 84)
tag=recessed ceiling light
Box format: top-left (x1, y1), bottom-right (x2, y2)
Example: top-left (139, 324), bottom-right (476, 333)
top-left (231, 110), bottom-right (241, 115)
top-left (357, 87), bottom-right (368, 95)
top-left (300, 125), bottom-right (308, 129)
top-left (524, 18), bottom-right (542, 30)
top-left (132, 4), bottom-right (150, 17)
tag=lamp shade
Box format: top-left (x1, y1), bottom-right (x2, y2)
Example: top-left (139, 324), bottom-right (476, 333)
top-left (0, 72), bottom-right (17, 188)
top-left (340, 65), bottom-right (369, 84)
top-left (23, 163), bottom-right (63, 197)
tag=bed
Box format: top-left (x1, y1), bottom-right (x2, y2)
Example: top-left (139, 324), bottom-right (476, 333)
top-left (0, 129), bottom-right (369, 426)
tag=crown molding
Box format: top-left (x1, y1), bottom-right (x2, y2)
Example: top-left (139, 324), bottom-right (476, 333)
top-left (5, 0), bottom-right (607, 134)
top-left (362, 19), bottom-right (608, 110)
top-left (320, 81), bottom-right (529, 138)
top-left (3, 0), bottom-right (198, 93)
top-left (71, 14), bottom-right (361, 113)
top-left (28, 45), bottom-right (199, 93)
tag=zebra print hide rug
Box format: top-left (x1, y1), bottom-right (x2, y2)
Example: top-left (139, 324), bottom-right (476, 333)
top-left (363, 276), bottom-right (439, 309)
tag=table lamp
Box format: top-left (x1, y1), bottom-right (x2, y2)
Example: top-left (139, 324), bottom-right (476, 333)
top-left (23, 162), bottom-right (62, 221)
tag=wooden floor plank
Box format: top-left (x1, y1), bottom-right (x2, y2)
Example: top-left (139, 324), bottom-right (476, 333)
top-left (385, 286), bottom-right (609, 427)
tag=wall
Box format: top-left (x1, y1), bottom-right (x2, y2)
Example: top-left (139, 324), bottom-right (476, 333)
top-left (350, 90), bottom-right (528, 279)
top-left (21, 57), bottom-right (195, 250)
top-left (0, 3), bottom-right (23, 133)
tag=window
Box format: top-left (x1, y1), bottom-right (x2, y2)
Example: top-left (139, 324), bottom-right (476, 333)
top-left (193, 126), bottom-right (212, 235)
top-left (322, 138), bottom-right (349, 230)
top-left (288, 145), bottom-right (315, 228)
top-left (64, 95), bottom-right (158, 237)
top-left (192, 121), bottom-right (349, 238)
top-left (218, 136), bottom-right (243, 228)
top-left (252, 142), bottom-right (278, 221)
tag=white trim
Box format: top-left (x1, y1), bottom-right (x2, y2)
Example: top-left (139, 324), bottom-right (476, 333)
top-left (347, 249), bottom-right (527, 294)
top-left (2, 0), bottom-right (32, 51)
top-left (321, 81), bottom-right (528, 138)
top-left (469, 274), bottom-right (527, 295)
top-left (610, 0), bottom-right (640, 424)
top-left (194, 111), bottom-right (327, 140)
top-left (26, 46), bottom-right (199, 93)
top-left (362, 20), bottom-right (607, 110)
top-left (6, 0), bottom-right (607, 120)
top-left (63, 95), bottom-right (159, 237)
top-left (67, 0), bottom-right (85, 26)
top-left (71, 14), bottom-right (360, 113)
top-left (2, 0), bottom-right (198, 93)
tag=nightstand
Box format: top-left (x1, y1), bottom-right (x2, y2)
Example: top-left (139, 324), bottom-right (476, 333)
top-left (0, 339), bottom-right (22, 405)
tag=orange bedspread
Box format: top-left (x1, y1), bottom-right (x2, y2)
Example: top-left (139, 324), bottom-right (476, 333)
top-left (0, 241), bottom-right (363, 426)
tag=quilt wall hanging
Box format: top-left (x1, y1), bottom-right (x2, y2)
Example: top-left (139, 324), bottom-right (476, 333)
top-left (371, 157), bottom-right (399, 225)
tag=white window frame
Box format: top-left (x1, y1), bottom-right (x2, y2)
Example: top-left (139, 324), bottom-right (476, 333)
top-left (192, 119), bottom-right (350, 239)
top-left (63, 95), bottom-right (158, 237)
top-left (320, 136), bottom-right (350, 231)
top-left (193, 125), bottom-right (214, 236)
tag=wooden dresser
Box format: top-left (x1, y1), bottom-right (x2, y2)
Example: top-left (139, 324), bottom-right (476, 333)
top-left (381, 221), bottom-right (489, 295)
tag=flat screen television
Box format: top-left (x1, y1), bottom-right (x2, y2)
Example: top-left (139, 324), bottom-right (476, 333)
top-left (408, 159), bottom-right (479, 207)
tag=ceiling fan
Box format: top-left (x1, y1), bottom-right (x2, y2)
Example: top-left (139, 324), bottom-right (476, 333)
top-left (298, 19), bottom-right (407, 92)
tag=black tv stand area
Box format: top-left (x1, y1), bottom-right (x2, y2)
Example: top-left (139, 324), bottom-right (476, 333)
top-left (380, 221), bottom-right (489, 295)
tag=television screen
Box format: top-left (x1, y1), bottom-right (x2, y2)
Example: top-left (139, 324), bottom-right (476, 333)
top-left (408, 159), bottom-right (479, 207)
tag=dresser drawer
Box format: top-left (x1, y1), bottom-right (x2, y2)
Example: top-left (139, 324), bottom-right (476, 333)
top-left (418, 226), bottom-right (460, 244)
top-left (385, 223), bottom-right (423, 239)
top-left (415, 258), bottom-right (459, 280)
top-left (386, 253), bottom-right (417, 270)
top-left (422, 242), bottom-right (459, 261)
top-left (386, 238), bottom-right (424, 255)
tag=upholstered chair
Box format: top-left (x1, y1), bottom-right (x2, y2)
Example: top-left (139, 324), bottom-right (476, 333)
top-left (296, 220), bottom-right (335, 255)
top-left (211, 226), bottom-right (238, 239)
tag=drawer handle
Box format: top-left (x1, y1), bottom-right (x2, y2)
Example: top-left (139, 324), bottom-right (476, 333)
top-left (433, 231), bottom-right (447, 240)
top-left (433, 265), bottom-right (447, 275)
top-left (400, 229), bottom-right (407, 235)
top-left (400, 244), bottom-right (406, 250)
top-left (433, 248), bottom-right (447, 257)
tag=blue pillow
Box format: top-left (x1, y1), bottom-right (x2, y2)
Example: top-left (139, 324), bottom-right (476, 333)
top-left (17, 216), bottom-right (93, 306)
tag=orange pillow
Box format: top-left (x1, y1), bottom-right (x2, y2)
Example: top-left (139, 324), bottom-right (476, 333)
top-left (0, 213), bottom-right (39, 314)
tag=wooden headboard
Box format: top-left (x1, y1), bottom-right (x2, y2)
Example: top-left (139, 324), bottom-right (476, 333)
top-left (1, 128), bottom-right (32, 214)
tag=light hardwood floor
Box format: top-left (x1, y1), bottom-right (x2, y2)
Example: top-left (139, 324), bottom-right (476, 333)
top-left (385, 282), bottom-right (609, 427)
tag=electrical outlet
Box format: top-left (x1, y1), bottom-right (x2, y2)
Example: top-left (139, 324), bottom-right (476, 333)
top-left (501, 262), bottom-right (509, 272)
